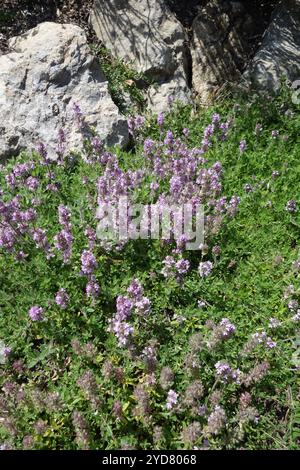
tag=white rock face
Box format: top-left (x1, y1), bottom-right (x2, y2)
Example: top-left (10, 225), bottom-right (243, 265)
top-left (90, 0), bottom-right (190, 112)
top-left (242, 0), bottom-right (300, 92)
top-left (0, 22), bottom-right (129, 160)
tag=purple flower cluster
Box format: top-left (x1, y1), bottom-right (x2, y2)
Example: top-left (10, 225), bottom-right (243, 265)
top-left (292, 310), bottom-right (300, 322)
top-left (84, 227), bottom-right (97, 249)
top-left (127, 115), bottom-right (145, 136)
top-left (161, 255), bottom-right (190, 280)
top-left (142, 339), bottom-right (159, 372)
top-left (254, 123), bottom-right (263, 136)
top-left (86, 275), bottom-right (100, 299)
top-left (54, 205), bottom-right (73, 263)
top-left (215, 361), bottom-right (241, 384)
top-left (207, 318), bottom-right (236, 349)
top-left (81, 250), bottom-right (98, 275)
top-left (31, 228), bottom-right (51, 256)
top-left (198, 261), bottom-right (213, 278)
top-left (108, 297), bottom-right (134, 347)
top-left (206, 406), bottom-right (226, 435)
top-left (55, 288), bottom-right (69, 309)
top-left (219, 318), bottom-right (236, 338)
top-left (285, 200), bottom-right (297, 213)
top-left (243, 331), bottom-right (276, 354)
top-left (109, 280), bottom-right (151, 346)
top-left (58, 205), bottom-right (71, 229)
top-left (5, 161), bottom-right (35, 189)
top-left (166, 389), bottom-right (178, 410)
top-left (0, 196), bottom-right (37, 254)
top-left (54, 229), bottom-right (73, 263)
top-left (239, 140), bottom-right (247, 153)
top-left (28, 306), bottom-right (44, 321)
top-left (26, 176), bottom-right (39, 192)
top-left (268, 317), bottom-right (281, 329)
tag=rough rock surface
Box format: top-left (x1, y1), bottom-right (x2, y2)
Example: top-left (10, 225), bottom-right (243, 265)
top-left (242, 0), bottom-right (300, 91)
top-left (0, 22), bottom-right (128, 160)
top-left (90, 0), bottom-right (191, 112)
top-left (191, 0), bottom-right (254, 103)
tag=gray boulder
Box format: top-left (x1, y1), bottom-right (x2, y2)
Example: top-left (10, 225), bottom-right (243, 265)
top-left (0, 22), bottom-right (129, 160)
top-left (191, 0), bottom-right (254, 104)
top-left (90, 0), bottom-right (191, 112)
top-left (242, 0), bottom-right (300, 91)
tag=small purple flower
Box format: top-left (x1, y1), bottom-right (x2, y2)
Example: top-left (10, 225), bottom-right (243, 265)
top-left (170, 175), bottom-right (182, 193)
top-left (55, 288), bottom-right (69, 309)
top-left (166, 389), bottom-right (178, 410)
top-left (215, 361), bottom-right (241, 384)
top-left (268, 318), bottom-right (281, 329)
top-left (157, 113), bottom-right (164, 127)
top-left (46, 183), bottom-right (59, 192)
top-left (54, 229), bottom-right (73, 262)
top-left (58, 205), bottom-right (71, 228)
top-left (26, 177), bottom-right (39, 191)
top-left (28, 306), bottom-right (44, 321)
top-left (212, 113), bottom-right (221, 125)
top-left (292, 310), bottom-right (300, 322)
top-left (116, 296), bottom-right (133, 320)
top-left (91, 138), bottom-right (103, 152)
top-left (143, 138), bottom-right (155, 155)
top-left (86, 276), bottom-right (100, 299)
top-left (164, 130), bottom-right (174, 147)
top-left (198, 261), bottom-right (213, 278)
top-left (219, 318), bottom-right (236, 338)
top-left (84, 227), bottom-right (97, 249)
top-left (167, 95), bottom-right (175, 107)
top-left (31, 228), bottom-right (50, 253)
top-left (272, 170), bottom-right (280, 178)
top-left (212, 245), bottom-right (221, 256)
top-left (135, 297), bottom-right (151, 316)
top-left (81, 250), bottom-right (98, 275)
top-left (109, 319), bottom-right (134, 347)
top-left (271, 130), bottom-right (279, 139)
top-left (127, 279), bottom-right (143, 300)
top-left (239, 140), bottom-right (247, 153)
top-left (175, 259), bottom-right (190, 275)
top-left (254, 123), bottom-right (263, 136)
top-left (36, 142), bottom-right (47, 160)
top-left (150, 181), bottom-right (159, 191)
top-left (288, 299), bottom-right (298, 312)
top-left (244, 183), bottom-right (253, 193)
top-left (266, 338), bottom-right (277, 349)
top-left (1, 344), bottom-right (12, 360)
top-left (286, 200), bottom-right (297, 213)
top-left (73, 102), bottom-right (84, 128)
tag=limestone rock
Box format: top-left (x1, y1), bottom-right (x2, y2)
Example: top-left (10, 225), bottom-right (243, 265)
top-left (242, 0), bottom-right (300, 92)
top-left (191, 0), bottom-right (253, 103)
top-left (90, 0), bottom-right (190, 112)
top-left (0, 22), bottom-right (129, 160)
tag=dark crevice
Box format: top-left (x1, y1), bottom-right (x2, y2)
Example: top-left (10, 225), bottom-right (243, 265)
top-left (182, 38), bottom-right (193, 89)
